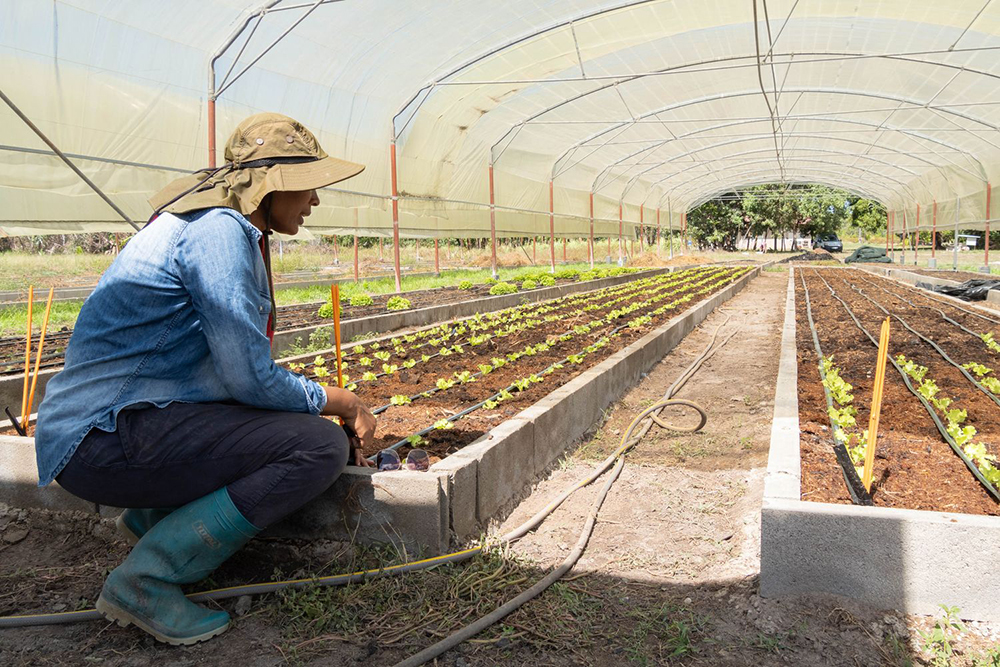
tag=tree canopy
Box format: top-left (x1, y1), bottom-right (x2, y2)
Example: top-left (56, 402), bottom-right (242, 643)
top-left (683, 184), bottom-right (882, 251)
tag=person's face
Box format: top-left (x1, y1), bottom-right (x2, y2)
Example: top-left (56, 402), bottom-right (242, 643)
top-left (266, 189), bottom-right (320, 235)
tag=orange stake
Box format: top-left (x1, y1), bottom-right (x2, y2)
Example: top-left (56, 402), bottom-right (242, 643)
top-left (331, 284), bottom-right (344, 390)
top-left (21, 285), bottom-right (34, 427)
top-left (863, 317), bottom-right (891, 492)
top-left (25, 287), bottom-right (54, 432)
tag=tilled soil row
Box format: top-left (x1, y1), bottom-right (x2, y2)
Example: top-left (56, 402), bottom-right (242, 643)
top-left (342, 268), bottom-right (749, 458)
top-left (796, 268), bottom-right (1000, 515)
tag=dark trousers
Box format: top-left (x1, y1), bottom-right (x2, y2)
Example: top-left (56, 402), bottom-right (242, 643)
top-left (57, 402), bottom-right (349, 528)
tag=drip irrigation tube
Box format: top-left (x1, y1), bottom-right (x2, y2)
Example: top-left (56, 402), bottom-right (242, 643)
top-left (809, 270), bottom-right (1000, 502)
top-left (839, 277), bottom-right (1000, 411)
top-left (855, 274), bottom-right (987, 341)
top-left (0, 303), bottom-right (740, 648)
top-left (798, 271), bottom-right (872, 505)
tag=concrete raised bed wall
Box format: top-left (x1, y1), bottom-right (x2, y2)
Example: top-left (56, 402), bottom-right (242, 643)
top-left (272, 265), bottom-right (763, 554)
top-left (1, 266), bottom-right (761, 557)
top-left (760, 267), bottom-right (1000, 622)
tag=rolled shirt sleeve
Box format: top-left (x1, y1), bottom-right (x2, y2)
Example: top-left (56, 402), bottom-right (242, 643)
top-left (173, 212), bottom-right (328, 414)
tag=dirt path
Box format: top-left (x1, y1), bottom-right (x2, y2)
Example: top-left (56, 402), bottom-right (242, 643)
top-left (3, 268), bottom-right (999, 666)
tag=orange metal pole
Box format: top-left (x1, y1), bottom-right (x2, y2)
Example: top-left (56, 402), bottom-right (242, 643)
top-left (548, 180), bottom-right (556, 272)
top-left (208, 99), bottom-right (216, 168)
top-left (389, 142), bottom-right (402, 292)
top-left (489, 165), bottom-right (498, 278)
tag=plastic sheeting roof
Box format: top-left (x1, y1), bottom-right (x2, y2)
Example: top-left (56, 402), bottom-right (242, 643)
top-left (4, 0), bottom-right (1000, 238)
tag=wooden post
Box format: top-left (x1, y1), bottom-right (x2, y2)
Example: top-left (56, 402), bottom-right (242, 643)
top-left (863, 317), bottom-right (891, 492)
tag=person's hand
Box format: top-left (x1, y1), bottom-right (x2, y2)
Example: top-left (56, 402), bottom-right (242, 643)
top-left (322, 387), bottom-right (377, 465)
top-left (342, 423), bottom-right (374, 468)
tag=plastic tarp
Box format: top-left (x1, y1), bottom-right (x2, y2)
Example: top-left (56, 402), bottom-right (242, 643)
top-left (4, 1), bottom-right (1000, 238)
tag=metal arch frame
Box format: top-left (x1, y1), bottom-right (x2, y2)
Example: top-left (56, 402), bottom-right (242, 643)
top-left (685, 177), bottom-right (889, 211)
top-left (668, 166), bottom-right (900, 208)
top-left (479, 47), bottom-right (1000, 162)
top-left (632, 147), bottom-right (924, 206)
top-left (578, 113), bottom-right (972, 195)
top-left (665, 156), bottom-right (911, 197)
top-left (611, 136), bottom-right (927, 205)
top-left (676, 169), bottom-right (896, 211)
top-left (391, 0), bottom-right (661, 138)
top-left (593, 132), bottom-right (924, 199)
top-left (550, 88), bottom-right (992, 185)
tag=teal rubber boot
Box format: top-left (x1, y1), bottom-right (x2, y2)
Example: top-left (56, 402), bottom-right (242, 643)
top-left (116, 508), bottom-right (176, 546)
top-left (96, 488), bottom-right (260, 645)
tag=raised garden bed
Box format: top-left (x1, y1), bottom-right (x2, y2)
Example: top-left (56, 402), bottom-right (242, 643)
top-left (761, 266), bottom-right (1000, 621)
top-left (1, 265), bottom-right (761, 557)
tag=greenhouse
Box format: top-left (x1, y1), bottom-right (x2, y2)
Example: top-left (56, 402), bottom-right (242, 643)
top-left (4, 1), bottom-right (1000, 665)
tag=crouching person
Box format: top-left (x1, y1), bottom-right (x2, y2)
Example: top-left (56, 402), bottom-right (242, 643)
top-left (33, 113), bottom-right (376, 645)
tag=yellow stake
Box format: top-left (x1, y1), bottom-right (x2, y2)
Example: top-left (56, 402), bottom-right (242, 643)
top-left (332, 284), bottom-right (344, 390)
top-left (25, 288), bottom-right (55, 433)
top-left (863, 317), bottom-right (891, 492)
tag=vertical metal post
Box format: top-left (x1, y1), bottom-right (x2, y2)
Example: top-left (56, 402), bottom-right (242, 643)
top-left (588, 192), bottom-right (595, 269)
top-left (434, 238), bottom-right (440, 275)
top-left (607, 235), bottom-right (611, 262)
top-left (548, 180), bottom-right (556, 273)
top-left (332, 234), bottom-right (339, 265)
top-left (885, 209), bottom-right (889, 252)
top-left (208, 98), bottom-right (217, 168)
top-left (533, 236), bottom-right (537, 264)
top-left (914, 204), bottom-right (920, 266)
top-left (489, 165), bottom-right (498, 279)
top-left (889, 211), bottom-right (894, 262)
top-left (389, 141), bottom-right (402, 292)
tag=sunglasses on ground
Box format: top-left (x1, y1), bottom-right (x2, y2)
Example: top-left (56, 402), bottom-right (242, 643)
top-left (376, 448), bottom-right (430, 472)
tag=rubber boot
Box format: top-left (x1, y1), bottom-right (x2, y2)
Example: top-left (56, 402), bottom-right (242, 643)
top-left (116, 508), bottom-right (176, 546)
top-left (96, 488), bottom-right (260, 645)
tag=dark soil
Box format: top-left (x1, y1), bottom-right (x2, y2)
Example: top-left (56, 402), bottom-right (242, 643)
top-left (343, 269), bottom-right (748, 458)
top-left (796, 267), bottom-right (1000, 515)
top-left (913, 268), bottom-right (997, 283)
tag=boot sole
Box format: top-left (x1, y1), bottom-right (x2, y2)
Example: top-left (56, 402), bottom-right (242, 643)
top-left (115, 514), bottom-right (141, 547)
top-left (96, 594), bottom-right (230, 646)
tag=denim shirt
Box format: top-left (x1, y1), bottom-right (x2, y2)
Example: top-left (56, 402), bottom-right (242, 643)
top-left (34, 208), bottom-right (328, 486)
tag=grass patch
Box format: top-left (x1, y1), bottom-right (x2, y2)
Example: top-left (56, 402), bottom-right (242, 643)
top-left (0, 299), bottom-right (86, 337)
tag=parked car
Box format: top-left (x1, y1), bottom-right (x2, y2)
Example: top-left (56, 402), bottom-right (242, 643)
top-left (814, 234), bottom-right (843, 253)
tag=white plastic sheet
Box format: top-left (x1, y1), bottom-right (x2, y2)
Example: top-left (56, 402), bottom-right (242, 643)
top-left (3, 0), bottom-right (1000, 237)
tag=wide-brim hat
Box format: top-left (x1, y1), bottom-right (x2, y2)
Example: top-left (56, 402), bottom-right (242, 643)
top-left (149, 112), bottom-right (365, 217)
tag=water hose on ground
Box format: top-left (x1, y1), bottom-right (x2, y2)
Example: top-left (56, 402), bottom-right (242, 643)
top-left (0, 313), bottom-right (737, 643)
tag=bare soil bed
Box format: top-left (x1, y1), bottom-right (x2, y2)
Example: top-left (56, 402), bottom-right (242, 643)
top-left (796, 267), bottom-right (1000, 514)
top-left (911, 268), bottom-right (996, 283)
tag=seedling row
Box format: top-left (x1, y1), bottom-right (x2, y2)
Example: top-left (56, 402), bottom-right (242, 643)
top-left (796, 268), bottom-right (1000, 515)
top-left (286, 266), bottom-right (751, 459)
